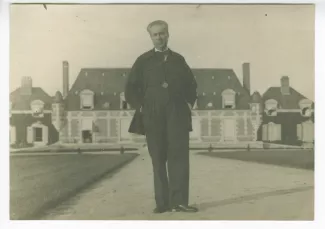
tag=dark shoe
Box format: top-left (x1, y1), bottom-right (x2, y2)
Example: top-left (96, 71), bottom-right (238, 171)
top-left (153, 206), bottom-right (169, 214)
top-left (170, 205), bottom-right (198, 213)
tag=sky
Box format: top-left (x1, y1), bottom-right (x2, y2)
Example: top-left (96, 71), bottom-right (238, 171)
top-left (10, 4), bottom-right (315, 100)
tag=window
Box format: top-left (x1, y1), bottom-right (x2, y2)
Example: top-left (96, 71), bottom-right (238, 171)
top-left (10, 102), bottom-right (12, 117)
top-left (251, 104), bottom-right (257, 112)
top-left (222, 89), bottom-right (236, 109)
top-left (301, 107), bottom-right (312, 117)
top-left (30, 100), bottom-right (45, 117)
top-left (102, 102), bottom-right (110, 109)
top-left (265, 99), bottom-right (278, 116)
top-left (262, 122), bottom-right (281, 141)
top-left (297, 120), bottom-right (314, 142)
top-left (206, 102), bottom-right (213, 109)
top-left (122, 101), bottom-right (128, 109)
top-left (201, 118), bottom-right (209, 136)
top-left (80, 89), bottom-right (94, 110)
top-left (299, 99), bottom-right (313, 117)
top-left (120, 92), bottom-right (130, 110)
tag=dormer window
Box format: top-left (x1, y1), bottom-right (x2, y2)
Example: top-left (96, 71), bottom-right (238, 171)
top-left (31, 100), bottom-right (45, 117)
top-left (80, 89), bottom-right (94, 110)
top-left (299, 99), bottom-right (313, 117)
top-left (120, 92), bottom-right (130, 110)
top-left (265, 99), bottom-right (278, 116)
top-left (206, 102), bottom-right (213, 109)
top-left (102, 102), bottom-right (110, 109)
top-left (222, 89), bottom-right (236, 109)
top-left (301, 107), bottom-right (312, 117)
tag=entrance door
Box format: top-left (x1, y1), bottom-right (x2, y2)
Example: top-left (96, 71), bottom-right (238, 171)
top-left (34, 127), bottom-right (43, 142)
top-left (223, 119), bottom-right (236, 141)
top-left (82, 130), bottom-right (92, 143)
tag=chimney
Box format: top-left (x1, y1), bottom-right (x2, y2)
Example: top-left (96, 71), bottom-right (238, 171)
top-left (63, 61), bottom-right (69, 98)
top-left (280, 76), bottom-right (290, 95)
top-left (242, 63), bottom-right (250, 95)
top-left (20, 76), bottom-right (32, 96)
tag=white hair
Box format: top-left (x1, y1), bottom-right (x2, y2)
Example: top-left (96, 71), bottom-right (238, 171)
top-left (147, 20), bottom-right (169, 33)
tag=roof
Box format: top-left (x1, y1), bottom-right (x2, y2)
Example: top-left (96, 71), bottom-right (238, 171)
top-left (10, 87), bottom-right (53, 110)
top-left (65, 68), bottom-right (130, 110)
top-left (192, 68), bottom-right (251, 109)
top-left (53, 91), bottom-right (63, 103)
top-left (262, 87), bottom-right (307, 109)
top-left (65, 67), bottom-right (251, 110)
top-left (251, 91), bottom-right (262, 103)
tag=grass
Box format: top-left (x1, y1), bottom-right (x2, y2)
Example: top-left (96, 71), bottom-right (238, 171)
top-left (198, 149), bottom-right (314, 170)
top-left (10, 153), bottom-right (138, 220)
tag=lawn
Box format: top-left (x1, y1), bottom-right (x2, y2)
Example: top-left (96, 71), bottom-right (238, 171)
top-left (10, 153), bottom-right (138, 220)
top-left (198, 149), bottom-right (314, 170)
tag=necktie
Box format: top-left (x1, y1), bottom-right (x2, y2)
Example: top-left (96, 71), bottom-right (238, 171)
top-left (156, 50), bottom-right (169, 62)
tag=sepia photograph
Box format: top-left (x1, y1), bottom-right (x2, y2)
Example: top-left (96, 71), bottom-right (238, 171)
top-left (8, 3), bottom-right (315, 221)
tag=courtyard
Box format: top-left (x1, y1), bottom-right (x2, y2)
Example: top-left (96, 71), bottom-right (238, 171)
top-left (35, 148), bottom-right (314, 220)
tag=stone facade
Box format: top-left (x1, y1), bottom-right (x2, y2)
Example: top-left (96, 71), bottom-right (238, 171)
top-left (54, 108), bottom-right (262, 145)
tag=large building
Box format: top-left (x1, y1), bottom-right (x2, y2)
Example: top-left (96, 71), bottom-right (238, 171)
top-left (258, 76), bottom-right (314, 147)
top-left (54, 61), bottom-right (263, 145)
top-left (10, 77), bottom-right (59, 147)
top-left (10, 61), bottom-right (314, 147)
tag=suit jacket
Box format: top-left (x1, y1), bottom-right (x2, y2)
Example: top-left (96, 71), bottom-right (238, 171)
top-left (128, 108), bottom-right (145, 135)
top-left (125, 48), bottom-right (197, 135)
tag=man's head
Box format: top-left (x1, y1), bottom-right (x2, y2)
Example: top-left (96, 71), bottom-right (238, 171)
top-left (147, 20), bottom-right (169, 51)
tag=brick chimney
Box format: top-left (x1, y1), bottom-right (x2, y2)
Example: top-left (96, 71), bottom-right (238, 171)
top-left (20, 76), bottom-right (32, 96)
top-left (62, 61), bottom-right (69, 98)
top-left (242, 63), bottom-right (250, 95)
top-left (280, 76), bottom-right (290, 95)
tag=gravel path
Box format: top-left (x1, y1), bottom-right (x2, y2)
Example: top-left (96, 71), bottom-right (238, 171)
top-left (42, 149), bottom-right (314, 220)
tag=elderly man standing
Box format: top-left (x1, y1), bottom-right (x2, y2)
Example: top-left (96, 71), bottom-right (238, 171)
top-left (125, 20), bottom-right (198, 213)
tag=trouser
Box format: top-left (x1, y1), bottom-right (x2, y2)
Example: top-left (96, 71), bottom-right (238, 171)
top-left (143, 97), bottom-right (190, 208)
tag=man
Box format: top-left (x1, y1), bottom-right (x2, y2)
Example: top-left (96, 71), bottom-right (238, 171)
top-left (125, 20), bottom-right (198, 213)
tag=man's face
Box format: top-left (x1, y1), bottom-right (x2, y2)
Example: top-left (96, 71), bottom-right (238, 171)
top-left (148, 24), bottom-right (169, 51)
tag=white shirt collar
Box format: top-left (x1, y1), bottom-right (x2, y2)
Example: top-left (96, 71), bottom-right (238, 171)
top-left (155, 47), bottom-right (169, 52)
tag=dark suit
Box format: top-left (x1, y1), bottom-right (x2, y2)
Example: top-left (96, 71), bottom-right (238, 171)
top-left (125, 48), bottom-right (197, 208)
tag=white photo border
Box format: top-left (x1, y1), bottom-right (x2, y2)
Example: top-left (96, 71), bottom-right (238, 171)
top-left (1, 1), bottom-right (324, 229)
